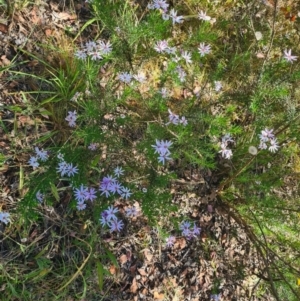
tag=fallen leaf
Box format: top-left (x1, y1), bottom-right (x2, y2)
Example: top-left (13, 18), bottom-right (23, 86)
top-left (174, 237), bottom-right (186, 249)
top-left (0, 23), bottom-right (8, 33)
top-left (119, 254), bottom-right (127, 264)
top-left (109, 265), bottom-right (117, 275)
top-left (13, 13), bottom-right (26, 23)
top-left (153, 291), bottom-right (164, 300)
top-left (167, 253), bottom-right (178, 264)
top-left (130, 264), bottom-right (137, 275)
top-left (130, 278), bottom-right (138, 293)
top-left (30, 7), bottom-right (41, 25)
top-left (262, 0), bottom-right (275, 8)
top-left (18, 115), bottom-right (35, 127)
top-left (27, 60), bottom-right (39, 68)
top-left (52, 12), bottom-right (77, 21)
top-left (49, 1), bottom-right (59, 11)
top-left (138, 268), bottom-right (147, 276)
top-left (45, 28), bottom-right (54, 36)
top-left (143, 249), bottom-right (153, 261)
top-left (256, 52), bottom-right (265, 59)
top-left (1, 55), bottom-right (11, 66)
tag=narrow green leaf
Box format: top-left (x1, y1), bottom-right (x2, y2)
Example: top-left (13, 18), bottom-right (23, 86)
top-left (104, 247), bottom-right (119, 268)
top-left (40, 96), bottom-right (60, 105)
top-left (38, 109), bottom-right (53, 116)
top-left (96, 260), bottom-right (104, 291)
top-left (50, 183), bottom-right (60, 201)
top-left (91, 154), bottom-right (101, 167)
top-left (7, 105), bottom-right (23, 112)
top-left (35, 131), bottom-right (58, 144)
top-left (73, 18), bottom-right (98, 42)
top-left (19, 165), bottom-right (24, 192)
top-left (24, 269), bottom-right (41, 280)
top-left (7, 282), bottom-right (20, 297)
top-left (34, 245), bottom-right (49, 259)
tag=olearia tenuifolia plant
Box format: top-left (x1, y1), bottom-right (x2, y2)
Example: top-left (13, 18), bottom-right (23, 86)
top-left (1, 0), bottom-right (300, 299)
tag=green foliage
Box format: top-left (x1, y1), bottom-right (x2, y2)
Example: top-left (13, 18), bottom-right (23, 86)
top-left (2, 0), bottom-right (300, 300)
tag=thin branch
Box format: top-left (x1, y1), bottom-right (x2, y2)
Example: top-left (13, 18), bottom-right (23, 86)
top-left (257, 0), bottom-right (278, 82)
top-left (218, 201), bottom-right (281, 300)
top-left (248, 208), bottom-right (281, 300)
